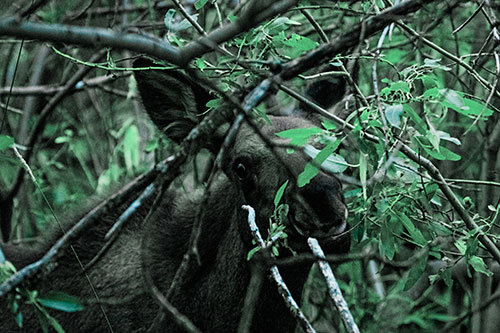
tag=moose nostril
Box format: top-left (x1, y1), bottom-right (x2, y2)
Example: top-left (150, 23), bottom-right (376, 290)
top-left (298, 176), bottom-right (345, 225)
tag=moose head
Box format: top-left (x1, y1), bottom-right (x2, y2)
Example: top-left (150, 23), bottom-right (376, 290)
top-left (134, 58), bottom-right (350, 254)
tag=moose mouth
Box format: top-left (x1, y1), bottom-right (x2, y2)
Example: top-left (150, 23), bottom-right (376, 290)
top-left (289, 208), bottom-right (348, 240)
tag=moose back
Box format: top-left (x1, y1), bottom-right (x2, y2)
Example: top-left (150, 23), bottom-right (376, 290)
top-left (0, 59), bottom-right (350, 332)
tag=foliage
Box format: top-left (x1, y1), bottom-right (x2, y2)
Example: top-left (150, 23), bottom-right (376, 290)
top-left (0, 261), bottom-right (83, 332)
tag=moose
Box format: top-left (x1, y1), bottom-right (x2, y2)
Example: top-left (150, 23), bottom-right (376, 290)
top-left (0, 58), bottom-right (350, 332)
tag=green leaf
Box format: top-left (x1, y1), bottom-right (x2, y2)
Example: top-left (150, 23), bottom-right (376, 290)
top-left (195, 58), bottom-right (206, 71)
top-left (0, 261), bottom-right (16, 282)
top-left (384, 104), bottom-right (403, 128)
top-left (404, 253), bottom-right (428, 290)
top-left (38, 291), bottom-right (84, 312)
top-left (298, 140), bottom-right (346, 187)
top-left (423, 87), bottom-right (439, 100)
top-left (381, 80), bottom-right (410, 96)
top-left (423, 58), bottom-right (452, 71)
top-left (0, 135), bottom-right (14, 150)
top-left (274, 180), bottom-right (289, 207)
top-left (398, 212), bottom-right (427, 246)
top-left (297, 163), bottom-right (319, 188)
top-left (194, 0), bottom-right (209, 10)
top-left (425, 117), bottom-right (440, 152)
top-left (468, 256), bottom-right (493, 276)
top-left (359, 153), bottom-right (367, 201)
top-left (322, 120), bottom-right (337, 130)
top-left (379, 220), bottom-right (395, 260)
top-left (273, 32), bottom-right (319, 58)
top-left (438, 146), bottom-right (461, 161)
top-left (454, 239), bottom-right (466, 255)
top-left (276, 127), bottom-right (322, 146)
top-left (303, 141), bottom-right (346, 172)
top-left (463, 97), bottom-right (494, 118)
top-left (403, 105), bottom-right (427, 134)
top-left (440, 89), bottom-right (493, 118)
top-left (46, 315), bottom-right (65, 333)
top-left (247, 246), bottom-right (260, 261)
top-left (123, 124), bottom-right (140, 173)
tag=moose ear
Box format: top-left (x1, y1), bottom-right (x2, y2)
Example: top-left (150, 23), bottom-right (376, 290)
top-left (303, 77), bottom-right (346, 110)
top-left (133, 58), bottom-right (212, 143)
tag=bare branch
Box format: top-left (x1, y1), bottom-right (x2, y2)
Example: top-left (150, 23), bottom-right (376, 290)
top-left (307, 238), bottom-right (359, 333)
top-left (0, 17), bottom-right (181, 63)
top-left (242, 205), bottom-right (316, 333)
top-left (0, 73), bottom-right (130, 96)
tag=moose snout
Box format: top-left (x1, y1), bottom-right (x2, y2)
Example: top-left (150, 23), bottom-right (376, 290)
top-left (295, 173), bottom-right (347, 238)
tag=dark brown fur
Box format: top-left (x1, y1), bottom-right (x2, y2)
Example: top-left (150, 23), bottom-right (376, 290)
top-left (0, 59), bottom-right (349, 332)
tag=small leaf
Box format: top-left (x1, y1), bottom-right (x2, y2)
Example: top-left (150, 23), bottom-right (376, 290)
top-left (359, 153), bottom-right (367, 201)
top-left (276, 127), bottom-right (322, 146)
top-left (299, 140), bottom-right (346, 187)
top-left (398, 212), bottom-right (427, 246)
top-left (469, 256), bottom-right (493, 276)
top-left (454, 239), bottom-right (466, 255)
top-left (0, 135), bottom-right (14, 150)
top-left (194, 0), bottom-right (209, 10)
top-left (247, 247), bottom-right (260, 261)
top-left (297, 163), bottom-right (319, 188)
top-left (164, 9), bottom-right (197, 32)
top-left (196, 58), bottom-right (206, 71)
top-left (384, 104), bottom-right (403, 128)
top-left (123, 124), bottom-right (140, 173)
top-left (164, 9), bottom-right (175, 29)
top-left (423, 58), bottom-right (452, 71)
top-left (390, 81), bottom-right (410, 93)
top-left (436, 130), bottom-right (461, 145)
top-left (379, 221), bottom-right (395, 260)
top-left (46, 315), bottom-right (65, 333)
top-left (38, 291), bottom-right (84, 312)
top-left (404, 253), bottom-right (428, 290)
top-left (322, 120), bottom-right (337, 130)
top-left (440, 89), bottom-right (465, 111)
top-left (274, 180), bottom-right (289, 208)
top-left (403, 105), bottom-right (427, 134)
top-left (423, 87), bottom-right (439, 99)
top-left (425, 117), bottom-right (440, 152)
top-left (463, 97), bottom-right (494, 118)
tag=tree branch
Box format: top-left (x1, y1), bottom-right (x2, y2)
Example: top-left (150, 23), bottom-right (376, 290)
top-left (0, 17), bottom-right (181, 64)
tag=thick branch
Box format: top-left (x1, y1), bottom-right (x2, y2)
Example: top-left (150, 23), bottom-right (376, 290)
top-left (0, 17), bottom-right (180, 63)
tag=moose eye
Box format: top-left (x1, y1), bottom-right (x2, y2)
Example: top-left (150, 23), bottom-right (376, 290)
top-left (233, 161), bottom-right (248, 180)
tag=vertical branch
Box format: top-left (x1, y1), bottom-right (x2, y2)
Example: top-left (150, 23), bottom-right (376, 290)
top-left (242, 205), bottom-right (317, 333)
top-left (307, 237), bottom-right (359, 333)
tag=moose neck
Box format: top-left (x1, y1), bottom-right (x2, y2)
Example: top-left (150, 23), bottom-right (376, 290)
top-left (145, 180), bottom-right (312, 332)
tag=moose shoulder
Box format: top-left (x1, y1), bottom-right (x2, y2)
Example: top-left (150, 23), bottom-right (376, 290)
top-left (0, 59), bottom-right (350, 332)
